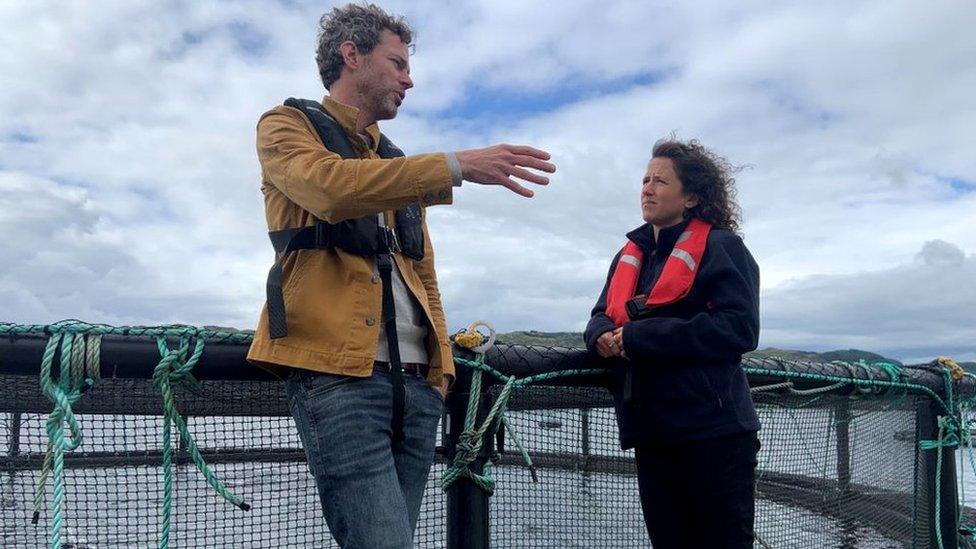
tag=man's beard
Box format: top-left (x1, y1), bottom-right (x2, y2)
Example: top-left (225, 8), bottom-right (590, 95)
top-left (371, 88), bottom-right (398, 120)
top-left (358, 71), bottom-right (399, 121)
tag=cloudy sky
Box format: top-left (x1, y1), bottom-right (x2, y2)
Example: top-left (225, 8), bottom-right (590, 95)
top-left (2, 1), bottom-right (974, 363)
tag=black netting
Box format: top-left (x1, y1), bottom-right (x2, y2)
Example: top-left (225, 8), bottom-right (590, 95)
top-left (3, 337), bottom-right (975, 548)
top-left (487, 387), bottom-right (646, 548)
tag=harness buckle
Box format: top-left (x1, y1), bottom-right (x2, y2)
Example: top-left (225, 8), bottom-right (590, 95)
top-left (626, 294), bottom-right (650, 321)
top-left (380, 226), bottom-right (401, 255)
top-left (314, 222), bottom-right (329, 248)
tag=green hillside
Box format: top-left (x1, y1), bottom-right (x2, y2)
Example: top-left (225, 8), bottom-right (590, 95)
top-left (494, 330), bottom-right (584, 348)
top-left (746, 348), bottom-right (824, 362)
top-left (749, 347), bottom-right (902, 365)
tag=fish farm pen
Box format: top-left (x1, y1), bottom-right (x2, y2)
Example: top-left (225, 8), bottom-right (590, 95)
top-left (2, 321), bottom-right (976, 548)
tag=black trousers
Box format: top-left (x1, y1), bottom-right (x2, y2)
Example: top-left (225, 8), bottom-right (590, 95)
top-left (634, 431), bottom-right (760, 549)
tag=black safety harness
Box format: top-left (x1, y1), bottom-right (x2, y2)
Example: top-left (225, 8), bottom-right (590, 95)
top-left (265, 97), bottom-right (425, 445)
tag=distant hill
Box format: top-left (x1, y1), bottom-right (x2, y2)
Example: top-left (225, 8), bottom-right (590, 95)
top-left (495, 331), bottom-right (584, 348)
top-left (494, 331), bottom-right (919, 365)
top-left (749, 347), bottom-right (902, 365)
top-left (746, 348), bottom-right (824, 362)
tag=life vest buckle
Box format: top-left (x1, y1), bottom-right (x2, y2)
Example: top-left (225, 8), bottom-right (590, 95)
top-left (380, 226), bottom-right (401, 255)
top-left (314, 222), bottom-right (330, 248)
top-left (626, 294), bottom-right (650, 320)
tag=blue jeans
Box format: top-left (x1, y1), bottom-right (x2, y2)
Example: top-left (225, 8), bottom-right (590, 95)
top-left (285, 366), bottom-right (444, 549)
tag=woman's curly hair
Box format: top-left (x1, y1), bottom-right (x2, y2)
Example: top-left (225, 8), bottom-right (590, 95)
top-left (652, 138), bottom-right (742, 233)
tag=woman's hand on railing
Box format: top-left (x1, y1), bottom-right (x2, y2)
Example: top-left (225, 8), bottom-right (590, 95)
top-left (596, 329), bottom-right (625, 359)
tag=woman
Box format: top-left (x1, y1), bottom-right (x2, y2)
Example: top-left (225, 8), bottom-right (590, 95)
top-left (584, 138), bottom-right (761, 548)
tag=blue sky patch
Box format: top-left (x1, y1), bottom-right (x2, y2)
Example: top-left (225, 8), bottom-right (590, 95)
top-left (755, 79), bottom-right (834, 128)
top-left (52, 177), bottom-right (92, 190)
top-left (165, 21), bottom-right (270, 61)
top-left (7, 132), bottom-right (39, 144)
top-left (945, 177), bottom-right (976, 194)
top-left (434, 70), bottom-right (671, 124)
top-left (228, 21), bottom-right (271, 58)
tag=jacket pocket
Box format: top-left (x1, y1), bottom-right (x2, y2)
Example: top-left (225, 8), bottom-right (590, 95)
top-left (281, 249), bottom-right (314, 299)
top-left (657, 367), bottom-right (717, 408)
top-left (697, 368), bottom-right (724, 409)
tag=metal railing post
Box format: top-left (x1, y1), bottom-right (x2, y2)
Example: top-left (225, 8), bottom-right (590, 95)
top-left (444, 353), bottom-right (493, 549)
top-left (9, 412), bottom-right (22, 457)
top-left (581, 408), bottom-right (591, 459)
top-left (917, 398), bottom-right (959, 548)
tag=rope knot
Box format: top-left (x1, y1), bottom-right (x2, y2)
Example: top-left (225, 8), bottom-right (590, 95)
top-left (153, 337), bottom-right (202, 387)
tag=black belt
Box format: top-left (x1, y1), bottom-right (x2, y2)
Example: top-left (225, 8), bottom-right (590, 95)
top-left (375, 361), bottom-right (429, 378)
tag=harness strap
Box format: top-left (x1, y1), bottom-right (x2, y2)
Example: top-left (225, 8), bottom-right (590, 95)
top-left (377, 251), bottom-right (406, 446)
top-left (284, 97), bottom-right (357, 158)
top-left (266, 223), bottom-right (334, 339)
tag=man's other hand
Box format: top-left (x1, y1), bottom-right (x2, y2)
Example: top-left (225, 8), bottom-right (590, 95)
top-left (439, 375), bottom-right (450, 400)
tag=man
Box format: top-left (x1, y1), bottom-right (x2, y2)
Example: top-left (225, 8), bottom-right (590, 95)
top-left (246, 3), bottom-right (555, 548)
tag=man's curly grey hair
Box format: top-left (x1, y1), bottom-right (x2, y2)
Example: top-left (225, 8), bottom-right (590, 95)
top-left (315, 3), bottom-right (413, 90)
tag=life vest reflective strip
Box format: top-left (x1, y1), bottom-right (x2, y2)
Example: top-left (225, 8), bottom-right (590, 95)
top-left (605, 218), bottom-right (712, 326)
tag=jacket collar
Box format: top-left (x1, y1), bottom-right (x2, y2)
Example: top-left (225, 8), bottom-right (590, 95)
top-left (320, 95), bottom-right (381, 152)
top-left (626, 218), bottom-right (691, 256)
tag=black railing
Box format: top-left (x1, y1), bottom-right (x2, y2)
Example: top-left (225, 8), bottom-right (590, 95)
top-left (2, 331), bottom-right (975, 548)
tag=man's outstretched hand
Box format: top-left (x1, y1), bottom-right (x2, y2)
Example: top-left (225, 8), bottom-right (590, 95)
top-left (454, 144), bottom-right (556, 197)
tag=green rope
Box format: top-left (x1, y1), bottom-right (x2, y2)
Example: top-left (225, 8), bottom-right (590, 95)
top-left (3, 321), bottom-right (252, 549)
top-left (35, 332), bottom-right (94, 549)
top-left (444, 355), bottom-right (957, 498)
top-left (742, 366), bottom-right (953, 416)
top-left (31, 333), bottom-right (102, 528)
top-left (919, 421), bottom-right (960, 451)
top-left (153, 335), bottom-right (250, 549)
top-left (442, 354), bottom-right (973, 510)
top-left (915, 365), bottom-right (970, 549)
top-left (0, 320), bottom-right (256, 343)
top-left (31, 446), bottom-right (52, 525)
top-left (441, 363), bottom-right (516, 495)
top-left (442, 355), bottom-right (608, 495)
top-left (870, 360), bottom-right (903, 384)
top-left (958, 399), bottom-right (976, 539)
top-left (934, 418), bottom-right (948, 549)
top-left (754, 356), bottom-right (971, 548)
top-left (750, 381), bottom-right (793, 393)
top-left (500, 416), bottom-right (537, 482)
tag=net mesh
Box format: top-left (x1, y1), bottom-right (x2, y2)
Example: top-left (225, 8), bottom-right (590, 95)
top-left (2, 331), bottom-right (975, 548)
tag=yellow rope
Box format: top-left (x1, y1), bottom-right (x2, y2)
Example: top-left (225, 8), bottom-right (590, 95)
top-left (938, 356), bottom-right (966, 381)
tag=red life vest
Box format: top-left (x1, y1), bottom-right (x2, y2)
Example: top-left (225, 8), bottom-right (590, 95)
top-left (605, 218), bottom-right (712, 326)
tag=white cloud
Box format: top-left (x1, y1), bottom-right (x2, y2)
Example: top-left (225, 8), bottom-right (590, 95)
top-left (1, 0), bottom-right (974, 362)
top-left (762, 240), bottom-right (976, 362)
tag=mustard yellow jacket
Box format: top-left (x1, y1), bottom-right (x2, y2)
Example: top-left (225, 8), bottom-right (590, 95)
top-left (247, 96), bottom-right (455, 386)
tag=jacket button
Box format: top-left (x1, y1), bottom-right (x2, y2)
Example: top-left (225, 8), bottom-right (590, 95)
top-left (371, 274), bottom-right (380, 284)
top-left (365, 317), bottom-right (376, 326)
top-left (437, 189), bottom-right (449, 200)
top-left (422, 192), bottom-right (434, 203)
